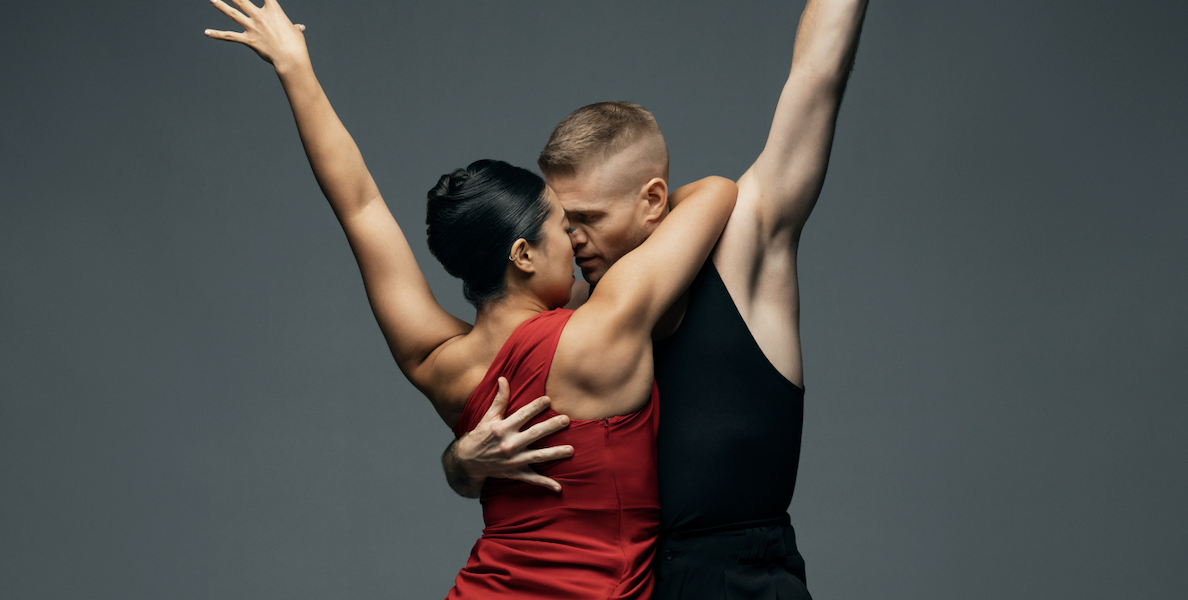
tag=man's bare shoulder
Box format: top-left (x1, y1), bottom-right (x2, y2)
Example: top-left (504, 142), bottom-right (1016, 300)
top-left (714, 170), bottom-right (798, 296)
top-left (709, 170), bottom-right (804, 386)
top-left (562, 279), bottom-right (591, 310)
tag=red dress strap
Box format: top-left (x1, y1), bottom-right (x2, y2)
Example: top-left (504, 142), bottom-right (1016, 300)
top-left (453, 308), bottom-right (574, 438)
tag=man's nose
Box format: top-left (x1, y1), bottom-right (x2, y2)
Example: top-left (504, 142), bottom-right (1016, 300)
top-left (568, 228), bottom-right (587, 246)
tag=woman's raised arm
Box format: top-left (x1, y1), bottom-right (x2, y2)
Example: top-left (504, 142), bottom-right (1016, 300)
top-left (206, 0), bottom-right (469, 384)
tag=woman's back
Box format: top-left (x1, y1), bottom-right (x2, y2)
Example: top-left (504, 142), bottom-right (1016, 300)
top-left (449, 309), bottom-right (660, 599)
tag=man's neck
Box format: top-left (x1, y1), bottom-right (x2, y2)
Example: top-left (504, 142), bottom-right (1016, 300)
top-left (562, 279), bottom-right (592, 310)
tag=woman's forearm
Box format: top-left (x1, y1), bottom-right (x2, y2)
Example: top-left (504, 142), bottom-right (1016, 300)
top-left (276, 62), bottom-right (382, 221)
top-left (205, 0), bottom-right (470, 382)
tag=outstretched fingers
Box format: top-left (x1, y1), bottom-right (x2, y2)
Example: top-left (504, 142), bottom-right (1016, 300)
top-left (210, 0), bottom-right (250, 28)
top-left (458, 376), bottom-right (573, 493)
top-left (204, 28), bottom-right (246, 43)
top-left (225, 0), bottom-right (261, 17)
top-left (205, 0), bottom-right (250, 44)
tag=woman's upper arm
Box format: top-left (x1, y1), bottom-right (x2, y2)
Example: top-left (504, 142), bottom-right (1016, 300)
top-left (555, 176), bottom-right (735, 405)
top-left (341, 197), bottom-right (471, 379)
top-left (586, 176), bottom-right (737, 335)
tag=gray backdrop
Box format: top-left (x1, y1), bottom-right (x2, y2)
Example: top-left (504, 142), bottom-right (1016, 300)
top-left (2, 1), bottom-right (1185, 598)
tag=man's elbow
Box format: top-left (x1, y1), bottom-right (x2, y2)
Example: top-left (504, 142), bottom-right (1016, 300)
top-left (787, 65), bottom-right (849, 104)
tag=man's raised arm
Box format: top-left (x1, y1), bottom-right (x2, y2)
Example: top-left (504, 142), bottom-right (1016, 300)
top-left (714, 0), bottom-right (868, 386)
top-left (743, 0), bottom-right (868, 234)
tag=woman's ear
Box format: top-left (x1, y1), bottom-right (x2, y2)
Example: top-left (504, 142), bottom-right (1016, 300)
top-left (508, 238), bottom-right (535, 273)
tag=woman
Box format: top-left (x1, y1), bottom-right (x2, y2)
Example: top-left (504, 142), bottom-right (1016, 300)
top-left (204, 1), bottom-right (736, 598)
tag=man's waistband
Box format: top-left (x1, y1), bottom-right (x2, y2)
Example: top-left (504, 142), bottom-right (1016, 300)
top-left (662, 514), bottom-right (791, 540)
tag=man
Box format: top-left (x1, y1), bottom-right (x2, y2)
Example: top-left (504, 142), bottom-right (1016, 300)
top-left (442, 1), bottom-right (868, 596)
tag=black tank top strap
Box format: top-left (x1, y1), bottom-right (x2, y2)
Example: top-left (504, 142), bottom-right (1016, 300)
top-left (654, 260), bottom-right (805, 531)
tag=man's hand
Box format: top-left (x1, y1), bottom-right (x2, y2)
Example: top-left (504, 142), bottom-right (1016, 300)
top-left (442, 377), bottom-right (574, 497)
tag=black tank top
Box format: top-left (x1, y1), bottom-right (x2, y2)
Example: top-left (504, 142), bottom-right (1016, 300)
top-left (653, 261), bottom-right (805, 532)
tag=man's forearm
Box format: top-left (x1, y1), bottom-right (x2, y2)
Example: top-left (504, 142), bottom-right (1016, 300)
top-left (791, 0), bottom-right (868, 94)
top-left (442, 438), bottom-right (484, 498)
top-left (744, 0), bottom-right (869, 230)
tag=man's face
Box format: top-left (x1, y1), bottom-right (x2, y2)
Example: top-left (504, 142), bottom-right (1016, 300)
top-left (548, 167), bottom-right (654, 285)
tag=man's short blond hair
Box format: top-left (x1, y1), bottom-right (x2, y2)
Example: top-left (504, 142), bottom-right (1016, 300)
top-left (538, 101), bottom-right (669, 182)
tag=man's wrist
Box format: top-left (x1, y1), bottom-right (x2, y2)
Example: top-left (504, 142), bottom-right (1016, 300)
top-left (442, 437), bottom-right (483, 498)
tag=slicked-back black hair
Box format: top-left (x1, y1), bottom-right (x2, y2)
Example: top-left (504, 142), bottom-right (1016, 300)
top-left (426, 159), bottom-right (551, 307)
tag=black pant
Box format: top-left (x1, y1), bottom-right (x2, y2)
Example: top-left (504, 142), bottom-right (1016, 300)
top-left (655, 516), bottom-right (810, 600)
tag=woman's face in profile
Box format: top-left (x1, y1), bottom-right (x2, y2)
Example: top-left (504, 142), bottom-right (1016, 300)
top-left (531, 188), bottom-right (577, 308)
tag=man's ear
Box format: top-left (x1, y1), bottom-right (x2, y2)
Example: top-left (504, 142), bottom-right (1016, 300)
top-left (508, 238), bottom-right (535, 273)
top-left (639, 177), bottom-right (669, 224)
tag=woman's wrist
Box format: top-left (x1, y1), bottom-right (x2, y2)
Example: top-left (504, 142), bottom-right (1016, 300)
top-left (273, 53), bottom-right (313, 79)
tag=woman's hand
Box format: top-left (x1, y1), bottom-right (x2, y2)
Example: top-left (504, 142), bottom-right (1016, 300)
top-left (203, 0), bottom-right (473, 392)
top-left (205, 0), bottom-right (309, 72)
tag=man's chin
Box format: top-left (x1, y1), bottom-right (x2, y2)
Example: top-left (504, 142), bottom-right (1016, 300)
top-left (580, 267), bottom-right (604, 285)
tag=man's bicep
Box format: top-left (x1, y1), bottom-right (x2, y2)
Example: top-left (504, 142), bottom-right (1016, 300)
top-left (712, 180), bottom-right (805, 383)
top-left (748, 77), bottom-right (842, 236)
top-left (712, 178), bottom-right (799, 313)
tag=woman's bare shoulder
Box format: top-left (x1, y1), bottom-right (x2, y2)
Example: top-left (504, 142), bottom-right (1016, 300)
top-left (412, 333), bottom-right (492, 428)
top-left (548, 305), bottom-right (652, 419)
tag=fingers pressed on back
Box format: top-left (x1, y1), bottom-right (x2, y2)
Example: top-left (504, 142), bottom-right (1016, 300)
top-left (508, 471), bottom-right (562, 493)
top-left (514, 415), bottom-right (570, 446)
top-left (511, 446), bottom-right (574, 466)
top-left (504, 395), bottom-right (552, 429)
top-left (480, 377), bottom-right (511, 422)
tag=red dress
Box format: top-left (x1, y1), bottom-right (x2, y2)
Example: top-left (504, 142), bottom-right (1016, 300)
top-left (447, 309), bottom-right (661, 599)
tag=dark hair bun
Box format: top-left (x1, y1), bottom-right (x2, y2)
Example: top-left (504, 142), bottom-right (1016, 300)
top-left (426, 160), bottom-right (550, 307)
top-left (429, 168), bottom-right (472, 201)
